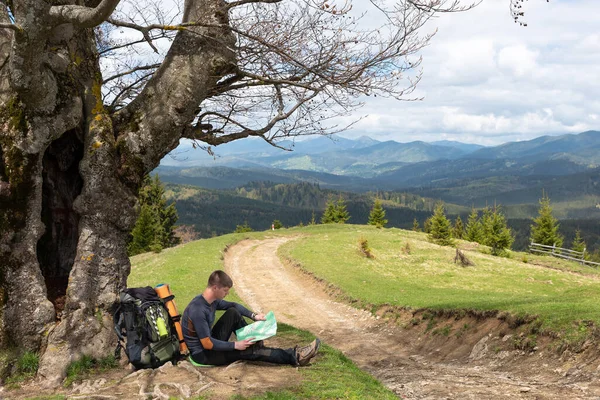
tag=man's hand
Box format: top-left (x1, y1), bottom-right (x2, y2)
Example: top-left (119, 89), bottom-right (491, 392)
top-left (234, 339), bottom-right (255, 350)
top-left (254, 313), bottom-right (266, 321)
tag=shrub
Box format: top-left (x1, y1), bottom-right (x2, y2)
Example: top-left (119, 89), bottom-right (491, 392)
top-left (234, 221), bottom-right (253, 233)
top-left (272, 219), bottom-right (283, 229)
top-left (358, 237), bottom-right (374, 259)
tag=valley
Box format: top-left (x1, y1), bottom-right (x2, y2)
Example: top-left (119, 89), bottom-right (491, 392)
top-left (157, 130), bottom-right (600, 254)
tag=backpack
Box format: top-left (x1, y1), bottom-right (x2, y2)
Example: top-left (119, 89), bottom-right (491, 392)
top-left (113, 286), bottom-right (181, 369)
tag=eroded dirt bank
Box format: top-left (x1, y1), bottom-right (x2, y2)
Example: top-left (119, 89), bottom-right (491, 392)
top-left (225, 237), bottom-right (600, 399)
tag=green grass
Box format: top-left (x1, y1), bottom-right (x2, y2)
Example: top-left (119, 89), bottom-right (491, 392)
top-left (277, 224), bottom-right (600, 335)
top-left (2, 350), bottom-right (39, 389)
top-left (129, 229), bottom-right (396, 399)
top-left (129, 231), bottom-right (266, 304)
top-left (63, 355), bottom-right (118, 387)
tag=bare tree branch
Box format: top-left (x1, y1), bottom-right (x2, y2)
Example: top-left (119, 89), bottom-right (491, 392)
top-left (184, 90), bottom-right (320, 144)
top-left (98, 31), bottom-right (173, 55)
top-left (102, 63), bottom-right (160, 84)
top-left (106, 71), bottom-right (154, 111)
top-left (0, 22), bottom-right (20, 32)
top-left (225, 0), bottom-right (283, 11)
top-left (106, 18), bottom-right (162, 52)
top-left (49, 0), bottom-right (122, 28)
top-left (407, 0), bottom-right (480, 13)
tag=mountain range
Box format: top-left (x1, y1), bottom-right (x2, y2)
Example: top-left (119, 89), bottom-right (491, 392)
top-left (157, 130), bottom-right (600, 216)
top-left (162, 130), bottom-right (599, 171)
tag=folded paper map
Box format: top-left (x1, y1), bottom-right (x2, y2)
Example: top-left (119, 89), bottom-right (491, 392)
top-left (235, 311), bottom-right (277, 342)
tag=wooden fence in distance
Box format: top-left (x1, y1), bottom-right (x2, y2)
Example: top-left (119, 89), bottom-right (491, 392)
top-left (529, 242), bottom-right (600, 268)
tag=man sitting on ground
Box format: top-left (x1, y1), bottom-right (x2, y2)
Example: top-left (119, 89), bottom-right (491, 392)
top-left (182, 270), bottom-right (320, 366)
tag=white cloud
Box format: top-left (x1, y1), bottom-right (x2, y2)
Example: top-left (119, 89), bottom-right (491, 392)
top-left (337, 0), bottom-right (600, 146)
top-left (577, 34), bottom-right (600, 52)
top-left (497, 45), bottom-right (538, 77)
top-left (437, 39), bottom-right (496, 85)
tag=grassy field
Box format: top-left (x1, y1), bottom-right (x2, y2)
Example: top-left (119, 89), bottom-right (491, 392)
top-left (128, 230), bottom-right (396, 400)
top-left (277, 224), bottom-right (600, 336)
top-left (127, 223), bottom-right (600, 397)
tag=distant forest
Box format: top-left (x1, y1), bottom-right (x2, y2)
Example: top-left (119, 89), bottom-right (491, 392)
top-left (165, 181), bottom-right (600, 254)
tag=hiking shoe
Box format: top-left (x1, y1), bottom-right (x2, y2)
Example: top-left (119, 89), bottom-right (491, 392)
top-left (296, 338), bottom-right (321, 366)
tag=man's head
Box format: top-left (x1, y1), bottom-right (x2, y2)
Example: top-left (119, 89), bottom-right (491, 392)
top-left (207, 270), bottom-right (233, 300)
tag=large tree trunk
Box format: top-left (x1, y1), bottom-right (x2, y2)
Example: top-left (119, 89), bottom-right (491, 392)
top-left (0, 13), bottom-right (137, 386)
top-left (0, 0), bottom-right (235, 385)
top-left (37, 118), bottom-right (137, 385)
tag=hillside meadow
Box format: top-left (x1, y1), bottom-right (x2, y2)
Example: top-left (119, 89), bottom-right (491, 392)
top-left (277, 225), bottom-right (600, 337)
top-left (131, 223), bottom-right (600, 338)
top-left (128, 224), bottom-right (600, 397)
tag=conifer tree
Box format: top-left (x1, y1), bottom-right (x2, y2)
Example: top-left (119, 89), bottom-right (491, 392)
top-left (412, 218), bottom-right (421, 232)
top-left (482, 206), bottom-right (514, 256)
top-left (140, 175), bottom-right (179, 246)
top-left (428, 203), bottom-right (454, 246)
top-left (572, 229), bottom-right (586, 254)
top-left (454, 215), bottom-right (464, 239)
top-left (480, 207), bottom-right (493, 244)
top-left (310, 210), bottom-right (317, 225)
top-left (368, 198), bottom-right (388, 228)
top-left (465, 208), bottom-right (483, 243)
top-left (423, 217), bottom-right (432, 234)
top-left (530, 193), bottom-right (563, 248)
top-left (321, 198), bottom-right (337, 224)
top-left (334, 196), bottom-right (350, 224)
top-left (128, 175), bottom-right (179, 255)
top-left (128, 205), bottom-right (159, 255)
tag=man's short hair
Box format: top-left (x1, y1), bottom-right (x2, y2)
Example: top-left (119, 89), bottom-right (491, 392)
top-left (207, 270), bottom-right (233, 288)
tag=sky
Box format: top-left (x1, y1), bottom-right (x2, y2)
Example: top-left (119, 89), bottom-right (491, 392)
top-left (335, 0), bottom-right (600, 146)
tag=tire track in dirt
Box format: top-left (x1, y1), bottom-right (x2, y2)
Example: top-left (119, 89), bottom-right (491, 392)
top-left (225, 237), bottom-right (600, 399)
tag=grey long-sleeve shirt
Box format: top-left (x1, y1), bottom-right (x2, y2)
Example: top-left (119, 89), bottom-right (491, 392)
top-left (182, 294), bottom-right (253, 355)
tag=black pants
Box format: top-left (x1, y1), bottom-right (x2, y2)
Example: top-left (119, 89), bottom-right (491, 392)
top-left (190, 308), bottom-right (297, 366)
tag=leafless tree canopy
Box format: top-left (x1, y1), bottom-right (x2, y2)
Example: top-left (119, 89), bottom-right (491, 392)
top-left (97, 0), bottom-right (476, 149)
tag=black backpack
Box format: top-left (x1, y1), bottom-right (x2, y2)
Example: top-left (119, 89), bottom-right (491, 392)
top-left (113, 287), bottom-right (181, 369)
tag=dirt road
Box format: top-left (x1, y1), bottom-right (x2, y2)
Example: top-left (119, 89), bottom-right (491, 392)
top-left (225, 237), bottom-right (600, 399)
